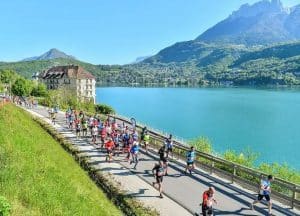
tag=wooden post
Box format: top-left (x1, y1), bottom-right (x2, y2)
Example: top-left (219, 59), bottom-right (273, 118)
top-left (292, 185), bottom-right (296, 209)
top-left (232, 164), bottom-right (236, 184)
top-left (210, 161), bottom-right (214, 174)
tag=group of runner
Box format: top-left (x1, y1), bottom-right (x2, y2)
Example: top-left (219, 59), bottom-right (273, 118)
top-left (60, 108), bottom-right (274, 216)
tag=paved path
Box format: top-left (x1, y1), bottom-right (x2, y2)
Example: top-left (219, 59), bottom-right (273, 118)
top-left (25, 106), bottom-right (300, 216)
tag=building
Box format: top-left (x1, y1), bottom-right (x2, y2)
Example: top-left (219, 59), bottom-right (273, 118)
top-left (39, 65), bottom-right (96, 103)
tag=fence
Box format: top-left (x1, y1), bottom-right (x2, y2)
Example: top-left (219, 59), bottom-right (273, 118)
top-left (109, 114), bottom-right (300, 209)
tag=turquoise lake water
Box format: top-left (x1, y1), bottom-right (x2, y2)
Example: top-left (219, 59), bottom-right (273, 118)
top-left (96, 87), bottom-right (300, 170)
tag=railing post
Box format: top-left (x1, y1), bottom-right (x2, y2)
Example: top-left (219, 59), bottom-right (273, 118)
top-left (210, 159), bottom-right (215, 174)
top-left (232, 164), bottom-right (236, 184)
top-left (292, 185), bottom-right (296, 209)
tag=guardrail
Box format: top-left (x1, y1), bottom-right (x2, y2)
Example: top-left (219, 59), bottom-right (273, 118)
top-left (109, 114), bottom-right (300, 209)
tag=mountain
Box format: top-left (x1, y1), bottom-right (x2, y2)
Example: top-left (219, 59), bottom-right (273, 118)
top-left (143, 0), bottom-right (300, 68)
top-left (196, 0), bottom-right (300, 45)
top-left (1, 41), bottom-right (300, 87)
top-left (1, 0), bottom-right (300, 86)
top-left (22, 48), bottom-right (76, 61)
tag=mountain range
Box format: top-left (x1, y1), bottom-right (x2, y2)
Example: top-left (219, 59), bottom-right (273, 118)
top-left (196, 0), bottom-right (300, 46)
top-left (1, 0), bottom-right (300, 86)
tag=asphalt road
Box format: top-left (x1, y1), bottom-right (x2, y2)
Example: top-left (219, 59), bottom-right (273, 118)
top-left (29, 106), bottom-right (299, 216)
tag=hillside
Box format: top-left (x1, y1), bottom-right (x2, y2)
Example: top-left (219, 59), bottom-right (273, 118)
top-left (1, 0), bottom-right (300, 87)
top-left (1, 41), bottom-right (300, 86)
top-left (0, 104), bottom-right (121, 215)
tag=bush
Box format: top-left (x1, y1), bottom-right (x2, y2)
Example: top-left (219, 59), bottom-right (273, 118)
top-left (259, 163), bottom-right (300, 185)
top-left (223, 148), bottom-right (259, 168)
top-left (31, 83), bottom-right (48, 97)
top-left (0, 196), bottom-right (11, 216)
top-left (95, 104), bottom-right (115, 115)
top-left (188, 136), bottom-right (212, 154)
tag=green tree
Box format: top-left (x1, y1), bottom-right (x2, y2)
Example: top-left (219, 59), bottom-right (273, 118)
top-left (0, 81), bottom-right (4, 93)
top-left (11, 78), bottom-right (33, 96)
top-left (0, 69), bottom-right (18, 84)
top-left (31, 83), bottom-right (48, 97)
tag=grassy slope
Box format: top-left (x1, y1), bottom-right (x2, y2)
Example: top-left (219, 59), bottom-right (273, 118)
top-left (0, 104), bottom-right (121, 216)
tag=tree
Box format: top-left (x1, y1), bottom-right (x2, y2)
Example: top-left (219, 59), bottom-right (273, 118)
top-left (0, 69), bottom-right (18, 84)
top-left (31, 83), bottom-right (48, 97)
top-left (0, 81), bottom-right (4, 93)
top-left (11, 78), bottom-right (33, 96)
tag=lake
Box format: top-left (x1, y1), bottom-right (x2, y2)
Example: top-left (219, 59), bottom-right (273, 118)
top-left (96, 87), bottom-right (300, 170)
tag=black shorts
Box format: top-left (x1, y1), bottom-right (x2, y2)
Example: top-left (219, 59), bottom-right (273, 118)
top-left (187, 161), bottom-right (194, 166)
top-left (107, 149), bottom-right (113, 154)
top-left (167, 147), bottom-right (173, 152)
top-left (156, 176), bottom-right (163, 183)
top-left (202, 205), bottom-right (213, 215)
top-left (160, 157), bottom-right (168, 164)
top-left (258, 194), bottom-right (270, 202)
top-left (83, 128), bottom-right (87, 131)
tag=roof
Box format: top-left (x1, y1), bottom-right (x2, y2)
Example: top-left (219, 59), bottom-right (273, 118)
top-left (39, 65), bottom-right (95, 79)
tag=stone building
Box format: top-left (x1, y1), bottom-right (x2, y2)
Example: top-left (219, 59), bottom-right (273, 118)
top-left (39, 65), bottom-right (96, 103)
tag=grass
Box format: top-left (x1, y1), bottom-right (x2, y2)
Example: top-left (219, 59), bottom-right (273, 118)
top-left (0, 104), bottom-right (122, 216)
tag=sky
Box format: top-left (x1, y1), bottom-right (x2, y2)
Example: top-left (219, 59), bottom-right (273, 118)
top-left (0, 0), bottom-right (299, 65)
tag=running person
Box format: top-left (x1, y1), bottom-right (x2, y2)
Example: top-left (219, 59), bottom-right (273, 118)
top-left (75, 121), bottom-right (81, 139)
top-left (158, 145), bottom-right (168, 175)
top-left (195, 187), bottom-right (217, 216)
top-left (130, 141), bottom-right (139, 169)
top-left (105, 137), bottom-right (115, 162)
top-left (251, 175), bottom-right (274, 215)
top-left (143, 132), bottom-right (150, 153)
top-left (82, 119), bottom-right (88, 137)
top-left (152, 160), bottom-right (166, 198)
top-left (91, 125), bottom-right (98, 144)
top-left (140, 126), bottom-right (148, 142)
top-left (51, 111), bottom-right (56, 125)
top-left (165, 134), bottom-right (173, 159)
top-left (185, 146), bottom-right (195, 174)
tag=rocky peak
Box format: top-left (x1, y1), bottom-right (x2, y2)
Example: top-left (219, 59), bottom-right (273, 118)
top-left (230, 0), bottom-right (286, 19)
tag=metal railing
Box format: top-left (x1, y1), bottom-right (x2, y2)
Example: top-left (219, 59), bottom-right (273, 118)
top-left (109, 114), bottom-right (300, 209)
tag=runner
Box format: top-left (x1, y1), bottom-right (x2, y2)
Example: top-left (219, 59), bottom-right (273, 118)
top-left (140, 126), bottom-right (148, 142)
top-left (143, 132), bottom-right (150, 153)
top-left (91, 125), bottom-right (98, 144)
top-left (184, 146), bottom-right (195, 175)
top-left (132, 129), bottom-right (138, 141)
top-left (152, 160), bottom-right (166, 198)
top-left (251, 175), bottom-right (274, 215)
top-left (82, 118), bottom-right (88, 137)
top-left (100, 125), bottom-right (107, 148)
top-left (65, 110), bottom-right (70, 124)
top-left (130, 141), bottom-right (139, 169)
top-left (105, 137), bottom-right (115, 162)
top-left (113, 131), bottom-right (121, 156)
top-left (69, 113), bottom-right (74, 129)
top-left (88, 116), bottom-right (94, 136)
top-left (75, 121), bottom-right (81, 139)
top-left (158, 145), bottom-right (168, 175)
top-left (51, 111), bottom-right (56, 125)
top-left (123, 131), bottom-right (131, 159)
top-left (195, 187), bottom-right (217, 216)
top-left (165, 134), bottom-right (173, 159)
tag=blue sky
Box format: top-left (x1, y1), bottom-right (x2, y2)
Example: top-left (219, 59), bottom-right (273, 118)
top-left (0, 0), bottom-right (298, 64)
